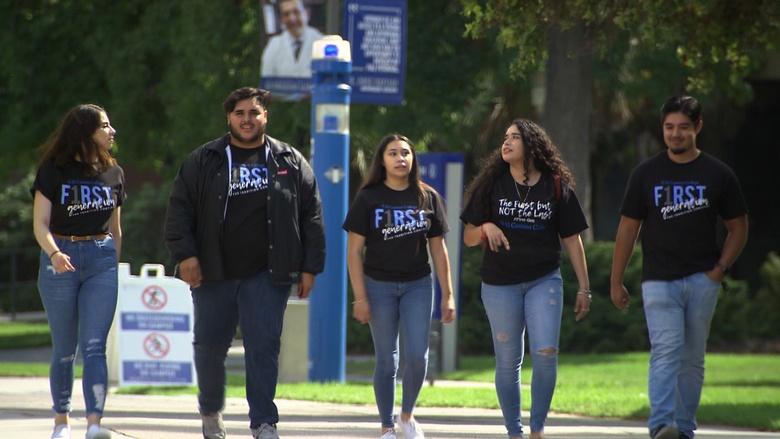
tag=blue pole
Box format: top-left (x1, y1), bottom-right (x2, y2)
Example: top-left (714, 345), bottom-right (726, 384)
top-left (308, 36), bottom-right (351, 382)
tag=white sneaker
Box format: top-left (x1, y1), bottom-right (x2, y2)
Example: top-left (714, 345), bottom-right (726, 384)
top-left (85, 424), bottom-right (111, 439)
top-left (51, 424), bottom-right (70, 439)
top-left (380, 429), bottom-right (398, 439)
top-left (399, 418), bottom-right (425, 439)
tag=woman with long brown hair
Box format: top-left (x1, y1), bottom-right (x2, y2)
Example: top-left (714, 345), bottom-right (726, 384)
top-left (32, 104), bottom-right (124, 439)
top-left (461, 119), bottom-right (591, 439)
top-left (343, 134), bottom-right (455, 439)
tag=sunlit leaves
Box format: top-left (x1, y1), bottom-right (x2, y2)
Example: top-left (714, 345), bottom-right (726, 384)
top-left (460, 0), bottom-right (780, 98)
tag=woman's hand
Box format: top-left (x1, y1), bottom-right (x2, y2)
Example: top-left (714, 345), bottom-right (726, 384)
top-left (440, 295), bottom-right (456, 324)
top-left (50, 251), bottom-right (76, 273)
top-left (33, 191), bottom-right (75, 274)
top-left (574, 291), bottom-right (591, 321)
top-left (481, 222), bottom-right (510, 252)
top-left (352, 300), bottom-right (371, 324)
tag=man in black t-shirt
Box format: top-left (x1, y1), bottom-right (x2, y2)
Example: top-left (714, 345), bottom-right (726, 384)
top-left (165, 87), bottom-right (324, 439)
top-left (610, 96), bottom-right (748, 439)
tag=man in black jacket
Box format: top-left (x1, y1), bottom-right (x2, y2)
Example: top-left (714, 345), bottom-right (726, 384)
top-left (165, 87), bottom-right (325, 439)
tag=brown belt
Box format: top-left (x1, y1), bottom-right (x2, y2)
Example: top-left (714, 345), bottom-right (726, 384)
top-left (53, 233), bottom-right (110, 242)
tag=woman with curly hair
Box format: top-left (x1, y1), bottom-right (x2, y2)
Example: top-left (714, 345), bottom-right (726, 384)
top-left (460, 119), bottom-right (591, 439)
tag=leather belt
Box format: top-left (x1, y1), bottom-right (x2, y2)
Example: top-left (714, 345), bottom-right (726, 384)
top-left (52, 233), bottom-right (110, 242)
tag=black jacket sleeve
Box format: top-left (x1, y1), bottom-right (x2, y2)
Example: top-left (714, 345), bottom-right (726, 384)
top-left (164, 150), bottom-right (201, 264)
top-left (297, 152), bottom-right (325, 275)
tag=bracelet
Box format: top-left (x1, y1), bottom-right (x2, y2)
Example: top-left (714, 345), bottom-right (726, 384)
top-left (352, 299), bottom-right (366, 304)
top-left (577, 289), bottom-right (592, 300)
top-left (49, 250), bottom-right (61, 258)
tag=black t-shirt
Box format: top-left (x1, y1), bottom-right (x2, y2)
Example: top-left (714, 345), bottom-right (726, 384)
top-left (620, 151), bottom-right (748, 281)
top-left (343, 184), bottom-right (448, 282)
top-left (460, 172), bottom-right (588, 285)
top-left (222, 144), bottom-right (269, 279)
top-left (32, 160), bottom-right (125, 235)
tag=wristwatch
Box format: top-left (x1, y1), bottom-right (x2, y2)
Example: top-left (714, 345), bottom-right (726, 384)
top-left (715, 261), bottom-right (730, 275)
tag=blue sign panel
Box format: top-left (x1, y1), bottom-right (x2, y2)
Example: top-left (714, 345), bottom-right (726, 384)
top-left (259, 77), bottom-right (313, 99)
top-left (121, 312), bottom-right (190, 332)
top-left (418, 153), bottom-right (464, 194)
top-left (123, 361), bottom-right (193, 383)
top-left (343, 0), bottom-right (406, 105)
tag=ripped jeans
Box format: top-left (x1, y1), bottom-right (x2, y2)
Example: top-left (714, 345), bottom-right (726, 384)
top-left (481, 268), bottom-right (563, 436)
top-left (37, 235), bottom-right (118, 416)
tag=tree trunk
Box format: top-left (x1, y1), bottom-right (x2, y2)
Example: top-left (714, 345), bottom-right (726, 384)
top-left (541, 21), bottom-right (593, 241)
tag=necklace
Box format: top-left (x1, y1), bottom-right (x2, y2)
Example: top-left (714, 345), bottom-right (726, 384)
top-left (514, 179), bottom-right (532, 204)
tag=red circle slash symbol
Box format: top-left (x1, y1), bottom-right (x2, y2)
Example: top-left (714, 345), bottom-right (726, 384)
top-left (143, 333), bottom-right (170, 359)
top-left (141, 285), bottom-right (168, 310)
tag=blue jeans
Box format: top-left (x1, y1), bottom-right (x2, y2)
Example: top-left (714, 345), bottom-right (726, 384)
top-left (191, 270), bottom-right (290, 428)
top-left (365, 274), bottom-right (434, 428)
top-left (481, 268), bottom-right (563, 436)
top-left (642, 271), bottom-right (720, 438)
top-left (37, 235), bottom-right (118, 416)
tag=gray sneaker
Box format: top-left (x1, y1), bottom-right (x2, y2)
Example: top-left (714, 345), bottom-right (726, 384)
top-left (252, 423), bottom-right (280, 439)
top-left (652, 425), bottom-right (679, 439)
top-left (202, 413), bottom-right (226, 439)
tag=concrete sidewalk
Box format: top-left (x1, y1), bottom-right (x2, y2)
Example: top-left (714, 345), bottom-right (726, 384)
top-left (1, 377), bottom-right (778, 439)
top-left (1, 346), bottom-right (777, 438)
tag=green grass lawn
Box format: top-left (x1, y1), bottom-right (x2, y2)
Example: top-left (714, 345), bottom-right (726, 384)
top-left (3, 312), bottom-right (777, 430)
top-left (115, 353), bottom-right (780, 431)
top-left (0, 362), bottom-right (82, 377)
top-left (0, 321), bottom-right (50, 350)
top-left (1, 341), bottom-right (777, 430)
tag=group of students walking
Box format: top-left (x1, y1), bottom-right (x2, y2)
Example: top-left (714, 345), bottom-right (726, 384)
top-left (31, 89), bottom-right (747, 439)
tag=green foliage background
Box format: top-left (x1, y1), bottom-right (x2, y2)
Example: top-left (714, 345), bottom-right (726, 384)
top-left (348, 240), bottom-right (780, 355)
top-left (1, 1), bottom-right (778, 354)
top-left (0, 0), bottom-right (262, 177)
top-left (3, 157), bottom-right (780, 354)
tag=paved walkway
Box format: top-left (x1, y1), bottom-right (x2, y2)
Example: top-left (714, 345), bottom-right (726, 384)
top-left (1, 346), bottom-right (778, 438)
top-left (2, 376), bottom-right (778, 439)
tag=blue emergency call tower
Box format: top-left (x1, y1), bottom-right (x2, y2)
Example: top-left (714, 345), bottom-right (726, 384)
top-left (308, 35), bottom-right (351, 382)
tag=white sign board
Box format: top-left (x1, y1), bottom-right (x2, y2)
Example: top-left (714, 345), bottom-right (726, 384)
top-left (112, 263), bottom-right (196, 386)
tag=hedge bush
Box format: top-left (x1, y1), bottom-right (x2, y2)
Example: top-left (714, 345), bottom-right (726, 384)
top-left (454, 243), bottom-right (780, 355)
top-left (3, 174), bottom-right (778, 354)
